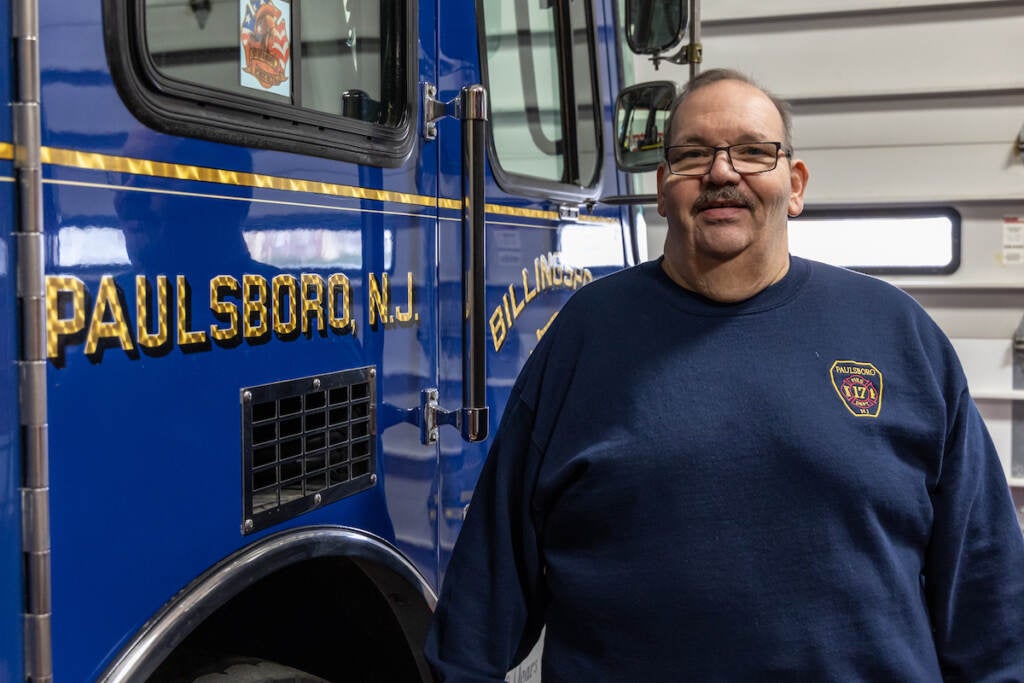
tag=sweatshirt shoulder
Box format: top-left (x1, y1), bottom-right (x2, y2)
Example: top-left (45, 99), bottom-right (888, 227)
top-left (801, 257), bottom-right (959, 365)
top-left (511, 264), bottom-right (652, 406)
top-left (803, 257), bottom-right (925, 312)
top-left (557, 261), bottom-right (657, 321)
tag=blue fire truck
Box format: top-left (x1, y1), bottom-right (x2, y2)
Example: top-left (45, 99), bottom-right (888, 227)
top-left (1, 0), bottom-right (691, 679)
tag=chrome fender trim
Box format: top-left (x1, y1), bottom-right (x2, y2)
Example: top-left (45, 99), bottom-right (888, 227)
top-left (99, 526), bottom-right (436, 683)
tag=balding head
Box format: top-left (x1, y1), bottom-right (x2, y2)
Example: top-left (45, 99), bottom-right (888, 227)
top-left (663, 69), bottom-right (794, 151)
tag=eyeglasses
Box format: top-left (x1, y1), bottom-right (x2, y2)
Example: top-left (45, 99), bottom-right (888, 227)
top-left (664, 142), bottom-right (791, 176)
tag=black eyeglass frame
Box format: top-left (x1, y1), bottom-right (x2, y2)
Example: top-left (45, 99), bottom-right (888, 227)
top-left (663, 141), bottom-right (792, 177)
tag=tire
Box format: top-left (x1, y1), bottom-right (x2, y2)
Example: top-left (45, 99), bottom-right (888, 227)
top-left (184, 656), bottom-right (331, 683)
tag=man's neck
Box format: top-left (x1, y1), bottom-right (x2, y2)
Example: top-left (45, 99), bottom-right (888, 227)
top-left (660, 250), bottom-right (790, 303)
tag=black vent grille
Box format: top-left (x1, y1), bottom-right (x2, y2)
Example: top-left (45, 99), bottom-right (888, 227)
top-left (241, 367), bottom-right (376, 534)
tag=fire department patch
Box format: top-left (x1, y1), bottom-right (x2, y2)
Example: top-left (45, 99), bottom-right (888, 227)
top-left (830, 360), bottom-right (883, 418)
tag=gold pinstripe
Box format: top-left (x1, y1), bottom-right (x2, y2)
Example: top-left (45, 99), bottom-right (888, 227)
top-left (483, 204), bottom-right (557, 220)
top-left (4, 143), bottom-right (618, 224)
top-left (482, 203), bottom-right (616, 225)
top-left (41, 146), bottom-right (456, 209)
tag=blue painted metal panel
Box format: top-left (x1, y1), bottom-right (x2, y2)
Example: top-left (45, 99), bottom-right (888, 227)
top-left (42, 180), bottom-right (440, 681)
top-left (4, 0), bottom-right (630, 678)
top-left (36, 1), bottom-right (444, 679)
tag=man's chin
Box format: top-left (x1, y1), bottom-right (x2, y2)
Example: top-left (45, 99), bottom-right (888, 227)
top-left (694, 230), bottom-right (753, 261)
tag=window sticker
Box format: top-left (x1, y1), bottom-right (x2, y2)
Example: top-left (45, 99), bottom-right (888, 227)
top-left (239, 0), bottom-right (292, 97)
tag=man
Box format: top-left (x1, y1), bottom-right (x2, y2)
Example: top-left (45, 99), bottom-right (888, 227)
top-left (426, 69), bottom-right (1024, 681)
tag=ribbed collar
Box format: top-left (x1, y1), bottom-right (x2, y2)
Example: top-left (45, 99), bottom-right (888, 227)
top-left (643, 255), bottom-right (812, 317)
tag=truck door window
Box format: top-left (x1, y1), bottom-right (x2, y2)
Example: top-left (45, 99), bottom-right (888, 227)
top-left (146, 1), bottom-right (387, 122)
top-left (106, 0), bottom-right (413, 165)
top-left (479, 0), bottom-right (601, 190)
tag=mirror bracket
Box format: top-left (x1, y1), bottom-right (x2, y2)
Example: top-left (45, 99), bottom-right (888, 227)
top-left (652, 41), bottom-right (702, 70)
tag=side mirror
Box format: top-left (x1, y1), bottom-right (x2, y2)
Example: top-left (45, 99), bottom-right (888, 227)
top-left (614, 81), bottom-right (677, 172)
top-left (625, 0), bottom-right (687, 55)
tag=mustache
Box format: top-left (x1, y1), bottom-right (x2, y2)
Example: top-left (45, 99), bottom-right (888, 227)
top-left (692, 186), bottom-right (755, 214)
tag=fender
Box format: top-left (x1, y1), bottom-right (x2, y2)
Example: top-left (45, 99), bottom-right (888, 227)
top-left (99, 527), bottom-right (437, 682)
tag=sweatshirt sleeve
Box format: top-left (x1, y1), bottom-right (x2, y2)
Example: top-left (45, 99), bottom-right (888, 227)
top-left (924, 389), bottom-right (1024, 680)
top-left (424, 383), bottom-right (549, 682)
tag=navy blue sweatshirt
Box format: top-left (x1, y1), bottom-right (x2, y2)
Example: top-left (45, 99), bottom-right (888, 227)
top-left (427, 257), bottom-right (1024, 681)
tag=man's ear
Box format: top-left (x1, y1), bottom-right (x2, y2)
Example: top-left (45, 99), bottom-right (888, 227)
top-left (787, 159), bottom-right (810, 217)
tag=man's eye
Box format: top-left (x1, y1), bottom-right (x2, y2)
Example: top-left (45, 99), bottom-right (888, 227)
top-left (674, 149), bottom-right (710, 160)
top-left (734, 145), bottom-right (771, 157)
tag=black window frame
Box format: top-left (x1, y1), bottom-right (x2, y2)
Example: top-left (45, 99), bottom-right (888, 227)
top-left (791, 206), bottom-right (962, 276)
top-left (103, 0), bottom-right (417, 168)
top-left (476, 0), bottom-right (605, 203)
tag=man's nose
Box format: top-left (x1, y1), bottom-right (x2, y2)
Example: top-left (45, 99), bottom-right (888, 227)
top-left (707, 148), bottom-right (740, 183)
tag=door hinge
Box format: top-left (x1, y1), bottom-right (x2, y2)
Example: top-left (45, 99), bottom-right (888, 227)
top-left (417, 388), bottom-right (488, 445)
top-left (422, 83), bottom-right (460, 141)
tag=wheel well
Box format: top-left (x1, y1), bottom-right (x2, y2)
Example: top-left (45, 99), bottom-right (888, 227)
top-left (148, 555), bottom-right (434, 681)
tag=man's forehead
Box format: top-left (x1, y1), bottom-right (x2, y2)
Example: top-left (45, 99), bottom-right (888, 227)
top-left (673, 80), bottom-right (784, 140)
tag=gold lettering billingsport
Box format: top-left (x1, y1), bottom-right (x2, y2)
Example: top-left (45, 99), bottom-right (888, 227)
top-left (489, 252), bottom-right (593, 352)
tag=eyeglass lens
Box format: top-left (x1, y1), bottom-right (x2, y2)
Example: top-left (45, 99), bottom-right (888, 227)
top-left (667, 143), bottom-right (781, 175)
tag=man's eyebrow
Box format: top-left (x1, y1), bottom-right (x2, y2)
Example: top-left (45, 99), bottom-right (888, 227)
top-left (674, 135), bottom-right (708, 145)
top-left (672, 133), bottom-right (777, 147)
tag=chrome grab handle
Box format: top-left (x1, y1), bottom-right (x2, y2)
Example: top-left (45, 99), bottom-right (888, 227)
top-left (418, 84), bottom-right (490, 444)
top-left (460, 84), bottom-right (489, 442)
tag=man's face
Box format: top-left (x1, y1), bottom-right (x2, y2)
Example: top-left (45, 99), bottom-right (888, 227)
top-left (657, 80), bottom-right (807, 272)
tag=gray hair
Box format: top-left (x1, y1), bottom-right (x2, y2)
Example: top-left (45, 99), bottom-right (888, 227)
top-left (663, 68), bottom-right (794, 151)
